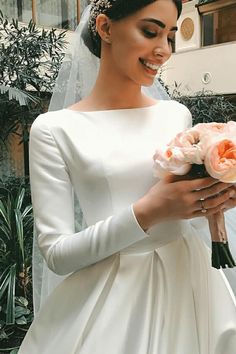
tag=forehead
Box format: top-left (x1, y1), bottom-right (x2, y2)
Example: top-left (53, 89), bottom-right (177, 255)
top-left (125, 0), bottom-right (178, 27)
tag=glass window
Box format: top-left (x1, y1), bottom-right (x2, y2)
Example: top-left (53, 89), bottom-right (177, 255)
top-left (36, 0), bottom-right (77, 30)
top-left (0, 0), bottom-right (90, 30)
top-left (0, 0), bottom-right (32, 23)
top-left (202, 4), bottom-right (236, 46)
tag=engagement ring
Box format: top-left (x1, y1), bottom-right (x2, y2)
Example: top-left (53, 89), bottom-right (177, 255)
top-left (200, 198), bottom-right (207, 213)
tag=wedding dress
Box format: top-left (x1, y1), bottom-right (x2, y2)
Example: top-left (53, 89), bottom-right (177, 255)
top-left (19, 101), bottom-right (236, 354)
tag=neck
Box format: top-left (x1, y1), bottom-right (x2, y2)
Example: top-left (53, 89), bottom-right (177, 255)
top-left (88, 53), bottom-right (148, 110)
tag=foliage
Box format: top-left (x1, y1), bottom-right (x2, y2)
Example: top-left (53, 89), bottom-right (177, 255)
top-left (0, 10), bottom-right (67, 176)
top-left (0, 11), bottom-right (67, 94)
top-left (170, 82), bottom-right (236, 125)
top-left (0, 185), bottom-right (34, 352)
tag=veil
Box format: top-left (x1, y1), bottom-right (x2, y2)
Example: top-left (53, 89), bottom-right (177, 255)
top-left (32, 4), bottom-right (171, 313)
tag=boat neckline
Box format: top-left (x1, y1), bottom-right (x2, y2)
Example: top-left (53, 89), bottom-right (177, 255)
top-left (63, 100), bottom-right (166, 114)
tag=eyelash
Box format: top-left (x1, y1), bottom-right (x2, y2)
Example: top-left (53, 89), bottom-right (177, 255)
top-left (142, 29), bottom-right (157, 38)
top-left (142, 29), bottom-right (175, 45)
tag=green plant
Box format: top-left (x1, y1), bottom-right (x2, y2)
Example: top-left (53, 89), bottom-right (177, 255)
top-left (171, 83), bottom-right (236, 125)
top-left (0, 11), bottom-right (67, 176)
top-left (0, 186), bottom-right (33, 352)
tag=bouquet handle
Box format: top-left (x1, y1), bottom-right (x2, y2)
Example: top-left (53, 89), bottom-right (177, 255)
top-left (207, 211), bottom-right (236, 269)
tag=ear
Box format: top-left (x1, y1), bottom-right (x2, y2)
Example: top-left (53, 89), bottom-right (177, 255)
top-left (96, 14), bottom-right (112, 43)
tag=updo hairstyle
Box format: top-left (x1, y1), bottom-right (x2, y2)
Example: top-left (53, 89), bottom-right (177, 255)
top-left (81, 0), bottom-right (182, 58)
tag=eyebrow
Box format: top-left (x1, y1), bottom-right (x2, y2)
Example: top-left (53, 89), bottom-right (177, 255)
top-left (141, 18), bottom-right (178, 32)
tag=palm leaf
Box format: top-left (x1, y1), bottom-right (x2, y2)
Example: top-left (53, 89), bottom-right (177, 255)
top-left (0, 199), bottom-right (9, 226)
top-left (15, 188), bottom-right (25, 210)
top-left (22, 205), bottom-right (33, 218)
top-left (0, 85), bottom-right (38, 106)
top-left (15, 209), bottom-right (24, 263)
top-left (0, 224), bottom-right (10, 241)
top-left (0, 266), bottom-right (11, 299)
top-left (6, 264), bottom-right (16, 324)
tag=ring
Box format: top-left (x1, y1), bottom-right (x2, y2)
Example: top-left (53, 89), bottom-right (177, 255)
top-left (200, 198), bottom-right (207, 213)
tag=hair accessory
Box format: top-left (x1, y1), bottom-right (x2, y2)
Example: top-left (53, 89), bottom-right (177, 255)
top-left (89, 0), bottom-right (113, 35)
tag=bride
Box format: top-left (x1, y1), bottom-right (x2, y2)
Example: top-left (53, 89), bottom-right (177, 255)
top-left (19, 1), bottom-right (236, 353)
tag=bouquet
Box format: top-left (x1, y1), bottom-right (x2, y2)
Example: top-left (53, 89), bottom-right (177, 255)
top-left (153, 121), bottom-right (236, 269)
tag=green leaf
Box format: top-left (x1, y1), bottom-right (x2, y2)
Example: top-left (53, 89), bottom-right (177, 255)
top-left (0, 224), bottom-right (10, 241)
top-left (15, 306), bottom-right (30, 318)
top-left (15, 188), bottom-right (25, 210)
top-left (14, 209), bottom-right (24, 262)
top-left (21, 205), bottom-right (33, 218)
top-left (6, 264), bottom-right (16, 324)
top-left (0, 199), bottom-right (10, 228)
top-left (10, 349), bottom-right (19, 354)
top-left (0, 265), bottom-right (16, 325)
top-left (15, 296), bottom-right (28, 307)
top-left (16, 315), bottom-right (27, 325)
top-left (0, 85), bottom-right (37, 106)
top-left (0, 267), bottom-right (11, 300)
top-left (0, 328), bottom-right (8, 340)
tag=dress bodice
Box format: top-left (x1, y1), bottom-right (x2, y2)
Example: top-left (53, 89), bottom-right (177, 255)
top-left (43, 101), bottom-right (191, 225)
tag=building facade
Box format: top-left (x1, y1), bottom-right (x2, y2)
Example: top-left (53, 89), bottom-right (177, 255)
top-left (163, 0), bottom-right (236, 95)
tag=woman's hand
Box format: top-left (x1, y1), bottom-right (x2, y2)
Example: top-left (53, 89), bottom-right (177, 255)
top-left (133, 176), bottom-right (235, 231)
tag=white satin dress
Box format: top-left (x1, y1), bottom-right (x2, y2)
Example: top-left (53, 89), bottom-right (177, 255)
top-left (19, 101), bottom-right (236, 354)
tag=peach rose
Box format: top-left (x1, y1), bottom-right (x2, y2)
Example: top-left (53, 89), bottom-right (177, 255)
top-left (205, 137), bottom-right (236, 183)
top-left (153, 148), bottom-right (191, 177)
top-left (194, 121), bottom-right (236, 138)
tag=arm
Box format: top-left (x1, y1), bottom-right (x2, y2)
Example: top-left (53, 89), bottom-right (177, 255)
top-left (30, 117), bottom-right (148, 276)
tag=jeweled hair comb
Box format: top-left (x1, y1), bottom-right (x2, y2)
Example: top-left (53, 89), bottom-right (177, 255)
top-left (89, 0), bottom-right (113, 35)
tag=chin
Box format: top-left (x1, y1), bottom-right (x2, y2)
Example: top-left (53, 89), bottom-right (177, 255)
top-left (140, 76), bottom-right (157, 87)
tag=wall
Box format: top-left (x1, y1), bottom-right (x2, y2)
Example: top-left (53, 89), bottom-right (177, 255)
top-left (163, 41), bottom-right (236, 95)
top-left (162, 0), bottom-right (236, 95)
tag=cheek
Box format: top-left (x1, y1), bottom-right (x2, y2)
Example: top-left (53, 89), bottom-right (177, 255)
top-left (112, 31), bottom-right (149, 64)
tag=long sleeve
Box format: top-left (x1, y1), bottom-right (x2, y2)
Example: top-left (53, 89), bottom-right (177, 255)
top-left (29, 116), bottom-right (148, 276)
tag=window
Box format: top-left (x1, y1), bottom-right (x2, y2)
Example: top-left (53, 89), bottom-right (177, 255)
top-left (0, 0), bottom-right (89, 30)
top-left (0, 0), bottom-right (32, 23)
top-left (199, 0), bottom-right (236, 46)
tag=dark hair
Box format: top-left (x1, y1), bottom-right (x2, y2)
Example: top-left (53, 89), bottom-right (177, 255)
top-left (82, 0), bottom-right (182, 58)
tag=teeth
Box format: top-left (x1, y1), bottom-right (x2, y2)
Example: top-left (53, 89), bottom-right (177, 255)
top-left (143, 60), bottom-right (160, 71)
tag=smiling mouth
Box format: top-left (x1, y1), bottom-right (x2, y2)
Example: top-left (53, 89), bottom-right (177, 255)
top-left (139, 58), bottom-right (161, 73)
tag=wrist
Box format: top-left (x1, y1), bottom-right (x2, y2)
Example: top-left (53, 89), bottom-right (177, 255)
top-left (133, 197), bottom-right (153, 231)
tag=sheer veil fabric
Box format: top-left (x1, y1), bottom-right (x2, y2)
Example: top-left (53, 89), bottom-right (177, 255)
top-left (32, 5), bottom-right (172, 313)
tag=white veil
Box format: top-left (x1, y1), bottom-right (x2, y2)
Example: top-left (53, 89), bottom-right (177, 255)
top-left (32, 4), bottom-right (171, 313)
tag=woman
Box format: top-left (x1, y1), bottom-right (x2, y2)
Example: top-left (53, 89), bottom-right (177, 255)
top-left (19, 1), bottom-right (236, 353)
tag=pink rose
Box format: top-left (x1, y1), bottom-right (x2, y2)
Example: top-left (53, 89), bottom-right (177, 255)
top-left (205, 137), bottom-right (236, 183)
top-left (194, 121), bottom-right (236, 138)
top-left (153, 148), bottom-right (191, 177)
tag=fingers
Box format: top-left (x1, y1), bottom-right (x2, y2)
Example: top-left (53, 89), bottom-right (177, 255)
top-left (185, 176), bottom-right (219, 191)
top-left (192, 203), bottom-right (225, 218)
top-left (197, 188), bottom-right (234, 211)
top-left (193, 182), bottom-right (234, 201)
top-left (220, 191), bottom-right (236, 212)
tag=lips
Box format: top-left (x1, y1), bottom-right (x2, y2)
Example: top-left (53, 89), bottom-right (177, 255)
top-left (139, 58), bottom-right (161, 75)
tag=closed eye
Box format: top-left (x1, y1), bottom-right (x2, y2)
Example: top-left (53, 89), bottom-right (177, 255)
top-left (142, 28), bottom-right (157, 38)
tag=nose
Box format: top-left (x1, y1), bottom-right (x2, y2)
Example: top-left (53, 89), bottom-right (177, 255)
top-left (153, 37), bottom-right (172, 61)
